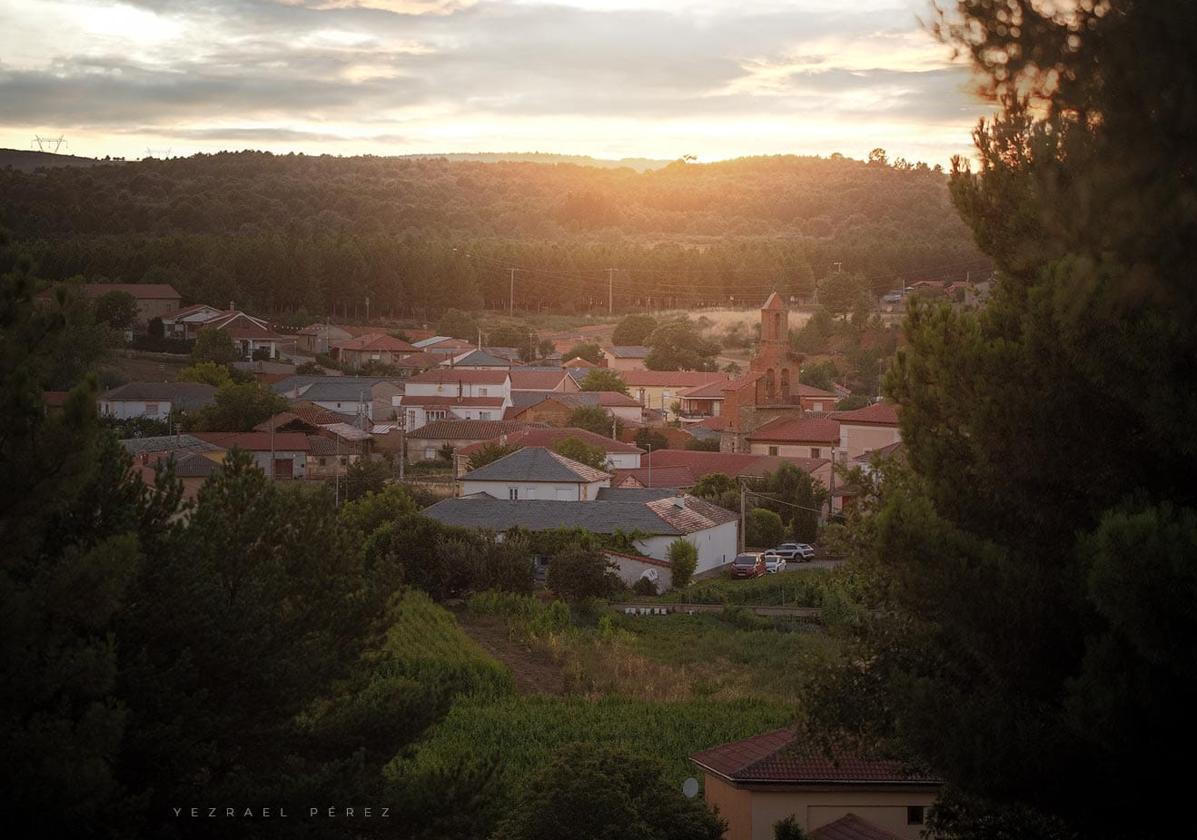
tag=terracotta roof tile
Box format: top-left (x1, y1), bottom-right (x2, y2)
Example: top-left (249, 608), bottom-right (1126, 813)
top-left (747, 416), bottom-right (841, 444)
top-left (811, 815), bottom-right (905, 840)
top-left (405, 369), bottom-right (509, 385)
top-left (830, 401), bottom-right (901, 426)
top-left (458, 426), bottom-right (643, 457)
top-left (407, 419), bottom-right (531, 440)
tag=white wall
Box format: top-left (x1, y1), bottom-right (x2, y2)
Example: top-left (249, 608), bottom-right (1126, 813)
top-left (608, 553), bottom-right (673, 591)
top-left (459, 478), bottom-right (610, 500)
top-left (99, 399), bottom-right (173, 420)
top-left (311, 399), bottom-right (372, 420)
top-left (609, 405), bottom-right (643, 423)
top-left (404, 379), bottom-right (511, 399)
top-left (606, 452), bottom-right (641, 470)
top-left (637, 519), bottom-right (737, 574)
top-left (248, 450), bottom-right (307, 479)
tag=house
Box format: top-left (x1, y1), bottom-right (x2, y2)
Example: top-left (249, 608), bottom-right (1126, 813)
top-left (121, 434), bottom-right (226, 501)
top-left (192, 432), bottom-right (310, 479)
top-left (295, 323), bottom-right (353, 355)
top-left (160, 303), bottom-right (225, 340)
top-left (830, 402), bottom-right (901, 461)
top-left (405, 418), bottom-right (532, 464)
top-left (391, 352), bottom-right (443, 376)
top-left (443, 348), bottom-right (514, 369)
top-left (99, 382), bottom-right (217, 420)
top-left (397, 369), bottom-right (513, 430)
top-left (38, 282), bottom-right (183, 325)
top-left (611, 449), bottom-right (831, 491)
top-left (456, 426), bottom-right (644, 476)
top-left (562, 356), bottom-right (598, 370)
top-left (303, 434), bottom-right (368, 480)
top-left (691, 729), bottom-right (941, 840)
top-left (507, 391), bottom-right (643, 426)
top-left (746, 416), bottom-right (841, 461)
top-left (509, 368), bottom-right (581, 393)
top-left (330, 333), bottom-right (418, 370)
top-left (197, 310), bottom-right (288, 360)
top-left (458, 446), bottom-right (612, 501)
top-left (421, 492), bottom-right (738, 574)
top-left (600, 345), bottom-right (650, 371)
top-left (620, 370), bottom-right (728, 419)
top-left (254, 404), bottom-right (373, 456)
top-left (412, 336), bottom-right (475, 356)
top-left (272, 376), bottom-right (402, 423)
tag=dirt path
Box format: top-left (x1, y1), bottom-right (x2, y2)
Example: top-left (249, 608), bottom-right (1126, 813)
top-left (457, 614), bottom-right (566, 696)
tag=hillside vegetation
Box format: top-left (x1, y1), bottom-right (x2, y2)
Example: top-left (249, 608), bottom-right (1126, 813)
top-left (0, 151), bottom-right (987, 318)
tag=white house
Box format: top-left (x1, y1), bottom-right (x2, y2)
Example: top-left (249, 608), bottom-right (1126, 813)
top-left (458, 446), bottom-right (612, 501)
top-left (98, 382), bottom-right (217, 420)
top-left (422, 490), bottom-right (738, 575)
top-left (831, 401), bottom-right (902, 461)
top-left (396, 369), bottom-right (513, 430)
top-left (160, 303), bottom-right (225, 340)
top-left (454, 427), bottom-right (643, 475)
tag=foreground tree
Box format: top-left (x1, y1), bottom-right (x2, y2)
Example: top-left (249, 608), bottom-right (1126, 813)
top-left (191, 381), bottom-right (287, 431)
top-left (567, 405), bottom-right (620, 438)
top-left (552, 436), bottom-right (608, 470)
top-left (494, 743), bottom-right (725, 840)
top-left (816, 4), bottom-right (1197, 839)
top-left (612, 313), bottom-right (658, 346)
top-left (579, 367), bottom-right (629, 394)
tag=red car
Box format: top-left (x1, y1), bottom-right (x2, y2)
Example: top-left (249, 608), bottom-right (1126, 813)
top-left (729, 553), bottom-right (766, 579)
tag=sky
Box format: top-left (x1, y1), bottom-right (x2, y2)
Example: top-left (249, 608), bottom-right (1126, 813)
top-left (0, 0), bottom-right (993, 165)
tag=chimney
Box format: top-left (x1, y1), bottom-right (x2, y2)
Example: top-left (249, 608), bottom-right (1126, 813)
top-left (229, 301), bottom-right (234, 311)
top-left (673, 493), bottom-right (686, 509)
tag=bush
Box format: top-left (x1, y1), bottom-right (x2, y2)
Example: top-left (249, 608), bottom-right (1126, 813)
top-left (747, 508), bottom-right (785, 548)
top-left (547, 545), bottom-right (621, 602)
top-left (719, 605), bottom-right (774, 632)
top-left (774, 816), bottom-right (807, 840)
top-left (667, 539), bottom-right (698, 589)
top-left (632, 576), bottom-right (659, 597)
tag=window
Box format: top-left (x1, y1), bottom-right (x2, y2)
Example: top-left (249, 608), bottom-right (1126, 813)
top-left (429, 410), bottom-right (447, 421)
top-left (479, 387), bottom-right (488, 396)
top-left (768, 446), bottom-right (779, 456)
top-left (812, 401), bottom-right (824, 412)
top-left (508, 488), bottom-right (519, 500)
top-left (811, 448), bottom-right (821, 459)
top-left (424, 447), bottom-right (436, 460)
top-left (318, 457), bottom-right (326, 466)
top-left (907, 807), bottom-right (925, 826)
top-left (479, 411), bottom-right (492, 420)
top-left (144, 402), bottom-right (160, 415)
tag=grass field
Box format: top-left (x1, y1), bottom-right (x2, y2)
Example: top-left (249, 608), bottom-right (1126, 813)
top-left (663, 567), bottom-right (840, 606)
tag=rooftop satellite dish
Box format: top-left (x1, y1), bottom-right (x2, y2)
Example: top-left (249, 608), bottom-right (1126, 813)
top-left (682, 777), bottom-right (700, 799)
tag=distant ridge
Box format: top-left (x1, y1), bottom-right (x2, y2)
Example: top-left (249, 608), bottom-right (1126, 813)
top-left (0, 148), bottom-right (119, 172)
top-left (394, 152), bottom-right (671, 172)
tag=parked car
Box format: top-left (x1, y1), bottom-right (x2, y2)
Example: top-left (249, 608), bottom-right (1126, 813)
top-left (729, 553), bottom-right (766, 579)
top-left (761, 553), bottom-right (787, 574)
top-left (768, 543), bottom-right (816, 562)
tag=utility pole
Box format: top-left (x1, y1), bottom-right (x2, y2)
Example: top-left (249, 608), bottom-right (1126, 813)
top-left (607, 268), bottom-right (615, 315)
top-left (646, 443), bottom-right (653, 487)
top-left (739, 478), bottom-right (747, 553)
top-left (827, 448), bottom-right (836, 521)
top-left (509, 268), bottom-right (516, 315)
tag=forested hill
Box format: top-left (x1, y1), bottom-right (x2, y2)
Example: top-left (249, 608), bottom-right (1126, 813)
top-left (0, 151), bottom-right (987, 318)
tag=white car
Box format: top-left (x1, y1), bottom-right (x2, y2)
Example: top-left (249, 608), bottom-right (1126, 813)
top-left (761, 553), bottom-right (787, 574)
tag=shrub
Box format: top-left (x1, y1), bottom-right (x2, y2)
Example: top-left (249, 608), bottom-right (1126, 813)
top-left (667, 539), bottom-right (698, 589)
top-left (547, 545), bottom-right (621, 602)
top-left (773, 816), bottom-right (807, 840)
top-left (632, 576), bottom-right (659, 597)
top-left (747, 508), bottom-right (785, 548)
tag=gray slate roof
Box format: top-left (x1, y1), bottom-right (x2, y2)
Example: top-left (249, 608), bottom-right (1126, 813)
top-left (448, 349), bottom-right (512, 368)
top-left (101, 382), bottom-right (217, 412)
top-left (461, 446), bottom-right (610, 483)
top-left (423, 497), bottom-right (687, 535)
top-left (608, 345), bottom-right (650, 358)
top-left (154, 451), bottom-right (221, 477)
top-left (120, 434), bottom-right (222, 455)
top-left (595, 487), bottom-right (677, 502)
top-left (270, 375), bottom-right (387, 397)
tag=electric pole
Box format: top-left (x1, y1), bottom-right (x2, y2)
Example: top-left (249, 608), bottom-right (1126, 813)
top-left (509, 268), bottom-right (516, 315)
top-left (607, 268), bottom-right (615, 315)
top-left (739, 478), bottom-right (747, 553)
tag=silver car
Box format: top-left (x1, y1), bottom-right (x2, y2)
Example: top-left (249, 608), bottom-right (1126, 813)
top-left (761, 553), bottom-right (787, 574)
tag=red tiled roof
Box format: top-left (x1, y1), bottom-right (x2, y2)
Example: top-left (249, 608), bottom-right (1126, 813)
top-left (620, 371), bottom-right (729, 388)
top-left (678, 380), bottom-right (731, 399)
top-left (761, 291), bottom-right (786, 311)
top-left (796, 383), bottom-right (839, 399)
top-left (192, 432), bottom-right (310, 451)
top-left (332, 333), bottom-right (417, 353)
top-left (509, 370), bottom-right (573, 390)
top-left (747, 416), bottom-right (841, 444)
top-left (458, 426), bottom-right (643, 457)
top-left (811, 815), bottom-right (905, 840)
top-left (405, 369), bottom-right (509, 385)
top-left (830, 401), bottom-right (901, 426)
top-left (691, 729), bottom-right (941, 785)
top-left (563, 357), bottom-right (598, 368)
top-left (690, 413), bottom-right (735, 432)
top-left (612, 465), bottom-right (697, 488)
top-left (407, 419), bottom-right (531, 441)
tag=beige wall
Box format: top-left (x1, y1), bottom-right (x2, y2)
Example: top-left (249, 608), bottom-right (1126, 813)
top-left (605, 355), bottom-right (646, 371)
top-left (137, 298), bottom-right (181, 323)
top-left (703, 776), bottom-right (754, 840)
top-left (748, 442), bottom-right (832, 461)
top-left (749, 787), bottom-right (937, 840)
top-left (838, 423), bottom-right (901, 460)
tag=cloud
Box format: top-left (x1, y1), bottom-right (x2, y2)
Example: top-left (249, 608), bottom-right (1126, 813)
top-left (0, 0), bottom-right (989, 160)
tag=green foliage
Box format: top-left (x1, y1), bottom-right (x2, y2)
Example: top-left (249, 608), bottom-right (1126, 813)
top-left (92, 289), bottom-right (138, 330)
top-left (487, 324), bottom-right (537, 360)
top-left (563, 342), bottom-right (602, 365)
top-left (691, 472), bottom-right (739, 512)
top-left (566, 404), bottom-right (619, 438)
top-left (645, 319), bottom-right (719, 371)
top-left (190, 328), bottom-right (239, 364)
top-left (834, 394), bottom-right (870, 411)
top-left (817, 271), bottom-right (870, 316)
top-left (747, 507), bottom-right (784, 548)
top-left (548, 544), bottom-right (622, 602)
top-left (799, 359), bottom-right (838, 391)
top-left (436, 308), bottom-right (479, 340)
top-left (344, 457), bottom-right (390, 501)
top-left (100, 413), bottom-right (173, 438)
top-left (685, 437), bottom-right (720, 451)
top-left (811, 4), bottom-right (1197, 838)
top-left (579, 367), bottom-right (629, 394)
top-left (667, 539), bottom-right (698, 589)
top-left (177, 360), bottom-right (234, 387)
top-left (552, 436), bottom-right (608, 470)
top-left (296, 360), bottom-right (326, 374)
top-left (492, 743), bottom-right (725, 840)
top-left (468, 440), bottom-right (520, 470)
top-left (632, 576), bottom-right (658, 597)
top-left (190, 380), bottom-right (287, 431)
top-left (612, 313), bottom-right (658, 346)
top-left (773, 815), bottom-right (807, 840)
top-left (634, 427), bottom-right (670, 452)
top-left (755, 463), bottom-right (826, 543)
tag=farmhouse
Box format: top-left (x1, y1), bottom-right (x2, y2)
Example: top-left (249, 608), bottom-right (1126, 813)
top-left (192, 432), bottom-right (310, 479)
top-left (599, 345), bottom-right (650, 371)
top-left (330, 333), bottom-right (418, 369)
top-left (98, 382), bottom-right (217, 420)
top-left (830, 401), bottom-right (901, 461)
top-left (405, 418), bottom-right (532, 464)
top-left (692, 729), bottom-right (942, 840)
top-left (620, 370), bottom-right (728, 420)
top-left (746, 417), bottom-right (841, 461)
top-left (458, 446), bottom-right (612, 501)
top-left (422, 492), bottom-right (738, 574)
